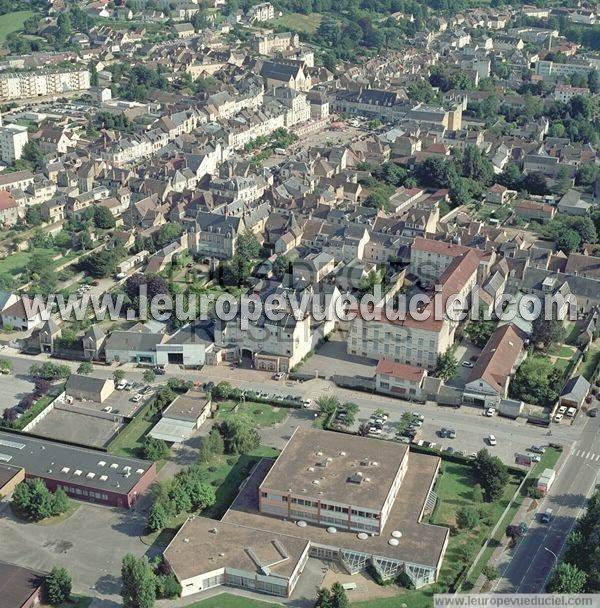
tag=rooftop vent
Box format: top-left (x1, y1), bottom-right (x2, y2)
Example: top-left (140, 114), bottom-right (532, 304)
top-left (339, 451), bottom-right (347, 456)
top-left (388, 538), bottom-right (399, 547)
top-left (357, 532), bottom-right (369, 540)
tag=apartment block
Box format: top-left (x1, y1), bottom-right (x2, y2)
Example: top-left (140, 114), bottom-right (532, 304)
top-left (0, 124), bottom-right (28, 163)
top-left (0, 68), bottom-right (90, 101)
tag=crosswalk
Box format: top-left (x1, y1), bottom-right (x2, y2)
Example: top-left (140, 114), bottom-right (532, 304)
top-left (572, 449), bottom-right (600, 461)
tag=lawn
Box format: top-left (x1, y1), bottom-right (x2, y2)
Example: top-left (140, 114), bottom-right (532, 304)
top-left (0, 247), bottom-right (78, 279)
top-left (107, 400), bottom-right (157, 459)
top-left (216, 401), bottom-right (288, 427)
top-left (547, 344), bottom-right (576, 358)
top-left (182, 593), bottom-right (282, 608)
top-left (0, 10), bottom-right (34, 41)
top-left (580, 342), bottom-right (600, 382)
top-left (200, 446), bottom-right (279, 519)
top-left (272, 12), bottom-right (322, 34)
top-left (56, 597), bottom-right (93, 608)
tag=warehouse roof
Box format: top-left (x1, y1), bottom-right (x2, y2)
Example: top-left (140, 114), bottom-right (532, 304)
top-left (0, 561), bottom-right (46, 608)
top-left (0, 431), bottom-right (152, 495)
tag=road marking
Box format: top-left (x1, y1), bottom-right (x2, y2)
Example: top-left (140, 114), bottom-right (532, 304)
top-left (596, 454), bottom-right (600, 462)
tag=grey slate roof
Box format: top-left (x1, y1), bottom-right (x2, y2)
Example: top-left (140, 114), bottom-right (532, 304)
top-left (560, 375), bottom-right (590, 404)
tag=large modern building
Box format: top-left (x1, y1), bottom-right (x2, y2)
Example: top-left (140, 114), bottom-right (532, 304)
top-left (0, 431), bottom-right (156, 508)
top-left (165, 428), bottom-right (449, 598)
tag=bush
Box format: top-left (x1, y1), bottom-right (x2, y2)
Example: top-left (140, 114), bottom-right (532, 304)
top-left (12, 479), bottom-right (69, 521)
top-left (456, 505), bottom-right (480, 530)
top-left (528, 486), bottom-right (544, 499)
top-left (45, 567), bottom-right (72, 605)
top-left (211, 477), bottom-right (225, 487)
top-left (142, 436), bottom-right (170, 461)
top-left (155, 573), bottom-right (181, 599)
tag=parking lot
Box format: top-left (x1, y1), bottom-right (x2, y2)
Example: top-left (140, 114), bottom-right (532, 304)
top-left (0, 364), bottom-right (36, 416)
top-left (446, 340), bottom-right (482, 389)
top-left (331, 402), bottom-right (554, 465)
top-left (295, 332), bottom-right (377, 379)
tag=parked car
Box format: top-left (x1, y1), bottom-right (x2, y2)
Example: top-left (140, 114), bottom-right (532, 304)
top-left (102, 406), bottom-right (113, 413)
top-left (131, 394), bottom-right (143, 403)
top-left (154, 366), bottom-right (166, 375)
top-left (589, 408), bottom-right (598, 418)
top-left (488, 435), bottom-right (497, 446)
top-left (529, 445), bottom-right (545, 454)
top-left (369, 427), bottom-right (383, 435)
top-left (272, 372), bottom-right (285, 380)
top-left (527, 453), bottom-right (541, 462)
top-left (448, 429), bottom-right (456, 439)
top-left (116, 380), bottom-right (127, 390)
top-left (410, 420), bottom-right (423, 428)
top-left (558, 406), bottom-right (567, 414)
top-left (566, 407), bottom-right (577, 418)
top-left (461, 361), bottom-right (474, 368)
top-left (396, 436), bottom-right (411, 444)
top-left (411, 412), bottom-right (424, 421)
top-left (438, 428), bottom-right (448, 438)
top-left (540, 508), bottom-right (553, 523)
top-left (485, 407), bottom-right (496, 417)
top-left (301, 399), bottom-right (312, 408)
top-left (553, 413), bottom-right (563, 423)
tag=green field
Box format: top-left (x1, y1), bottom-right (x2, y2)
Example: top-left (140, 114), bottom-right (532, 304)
top-left (0, 10), bottom-right (34, 42)
top-left (183, 593), bottom-right (282, 608)
top-left (0, 247), bottom-right (78, 279)
top-left (107, 400), bottom-right (157, 459)
top-left (272, 12), bottom-right (322, 34)
top-left (201, 446), bottom-right (279, 519)
top-left (216, 401), bottom-right (288, 427)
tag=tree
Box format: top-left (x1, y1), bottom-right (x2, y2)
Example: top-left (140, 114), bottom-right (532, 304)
top-left (456, 505), bottom-right (479, 530)
top-left (121, 554), bottom-right (156, 608)
top-left (358, 421), bottom-right (371, 436)
top-left (228, 230), bottom-right (260, 285)
top-left (474, 449), bottom-right (509, 502)
top-left (217, 413), bottom-right (260, 454)
top-left (531, 318), bottom-right (565, 349)
top-left (80, 249), bottom-right (120, 278)
top-left (22, 141), bottom-right (44, 168)
top-left (315, 587), bottom-right (332, 608)
top-left (147, 500), bottom-right (170, 532)
top-left (114, 369), bottom-right (126, 383)
top-left (77, 361), bottom-right (93, 375)
top-left (472, 483), bottom-right (484, 503)
top-left (26, 251), bottom-right (57, 296)
top-left (522, 171), bottom-right (549, 196)
top-left (29, 361), bottom-right (71, 380)
top-left (341, 402), bottom-right (359, 427)
top-left (272, 255), bottom-right (290, 280)
top-left (124, 273), bottom-right (169, 310)
top-left (12, 479), bottom-right (69, 521)
top-left (510, 357), bottom-right (562, 407)
top-left (464, 321), bottom-right (496, 348)
top-left (316, 395), bottom-right (340, 417)
top-left (330, 582), bottom-right (350, 608)
top-left (435, 350), bottom-right (458, 381)
top-left (45, 567), bottom-right (72, 605)
top-left (93, 205), bottom-right (116, 229)
top-left (0, 358), bottom-right (12, 374)
top-left (556, 228), bottom-right (582, 255)
top-left (143, 436), bottom-right (170, 461)
top-left (142, 369), bottom-right (156, 383)
top-left (547, 563), bottom-right (587, 593)
top-left (206, 428), bottom-right (224, 455)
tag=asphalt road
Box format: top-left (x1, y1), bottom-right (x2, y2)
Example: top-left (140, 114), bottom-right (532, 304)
top-left (4, 352), bottom-right (584, 465)
top-left (492, 413), bottom-right (600, 593)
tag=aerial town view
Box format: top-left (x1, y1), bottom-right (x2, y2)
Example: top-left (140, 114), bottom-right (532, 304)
top-left (0, 1), bottom-right (599, 608)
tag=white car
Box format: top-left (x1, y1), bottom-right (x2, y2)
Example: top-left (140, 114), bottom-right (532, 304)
top-left (102, 406), bottom-right (113, 413)
top-left (116, 380), bottom-right (127, 390)
top-left (553, 413), bottom-right (563, 423)
top-left (566, 407), bottom-right (577, 418)
top-left (131, 394), bottom-right (143, 403)
top-left (369, 427), bottom-right (383, 435)
top-left (558, 406), bottom-right (567, 414)
top-left (301, 399), bottom-right (312, 408)
top-left (485, 407), bottom-right (496, 417)
top-left (488, 435), bottom-right (497, 446)
top-left (461, 361), bottom-right (474, 368)
top-left (272, 372), bottom-right (285, 381)
top-left (527, 453), bottom-right (542, 462)
top-left (410, 420), bottom-right (423, 428)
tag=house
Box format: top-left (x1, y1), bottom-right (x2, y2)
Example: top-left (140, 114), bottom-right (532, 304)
top-left (173, 22), bottom-right (195, 38)
top-left (0, 561), bottom-right (46, 608)
top-left (104, 327), bottom-right (165, 364)
top-left (65, 374), bottom-right (115, 403)
top-left (83, 324), bottom-right (106, 360)
top-left (1, 296), bottom-right (46, 331)
top-left (375, 359), bottom-right (427, 400)
top-left (557, 189), bottom-right (592, 216)
top-left (35, 318), bottom-right (61, 354)
top-left (463, 323), bottom-right (526, 408)
top-left (486, 184), bottom-right (514, 205)
top-left (558, 375), bottom-right (590, 410)
top-left (514, 200), bottom-right (556, 223)
top-left (260, 60), bottom-right (311, 92)
top-left (149, 390), bottom-right (212, 443)
top-left (0, 190), bottom-right (19, 226)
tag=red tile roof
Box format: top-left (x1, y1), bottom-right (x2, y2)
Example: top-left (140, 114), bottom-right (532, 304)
top-left (376, 359), bottom-right (427, 383)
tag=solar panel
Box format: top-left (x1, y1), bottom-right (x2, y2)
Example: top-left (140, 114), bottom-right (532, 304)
top-left (0, 438), bottom-right (25, 450)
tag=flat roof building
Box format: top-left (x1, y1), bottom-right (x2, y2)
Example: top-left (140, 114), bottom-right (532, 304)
top-left (149, 390), bottom-right (211, 443)
top-left (165, 428), bottom-right (449, 598)
top-left (0, 431), bottom-right (156, 508)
